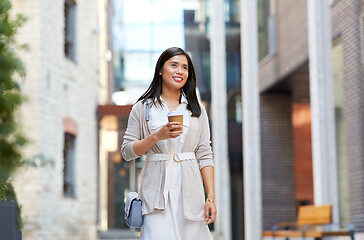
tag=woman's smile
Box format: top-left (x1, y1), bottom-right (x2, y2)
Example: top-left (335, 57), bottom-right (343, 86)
top-left (172, 76), bottom-right (184, 82)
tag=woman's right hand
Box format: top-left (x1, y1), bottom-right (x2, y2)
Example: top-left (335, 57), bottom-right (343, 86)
top-left (132, 122), bottom-right (183, 156)
top-left (153, 122), bottom-right (183, 141)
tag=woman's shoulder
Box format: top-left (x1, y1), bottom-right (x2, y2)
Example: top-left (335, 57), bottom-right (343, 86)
top-left (198, 103), bottom-right (207, 114)
top-left (131, 98), bottom-right (155, 114)
top-left (198, 102), bottom-right (206, 110)
top-left (129, 100), bottom-right (146, 118)
top-left (132, 99), bottom-right (149, 110)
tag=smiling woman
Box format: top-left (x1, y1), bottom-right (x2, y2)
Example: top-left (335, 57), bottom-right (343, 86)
top-left (121, 47), bottom-right (216, 240)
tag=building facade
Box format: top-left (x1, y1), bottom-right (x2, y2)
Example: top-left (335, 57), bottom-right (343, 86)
top-left (9, 0), bottom-right (364, 239)
top-left (102, 0), bottom-right (364, 239)
top-left (11, 0), bottom-right (109, 239)
top-left (252, 0), bottom-right (364, 238)
top-left (209, 0), bottom-right (364, 239)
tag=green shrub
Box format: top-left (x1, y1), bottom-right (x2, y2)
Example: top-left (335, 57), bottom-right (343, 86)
top-left (0, 0), bottom-right (27, 230)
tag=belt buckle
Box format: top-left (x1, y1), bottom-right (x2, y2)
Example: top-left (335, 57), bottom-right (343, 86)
top-left (173, 154), bottom-right (181, 162)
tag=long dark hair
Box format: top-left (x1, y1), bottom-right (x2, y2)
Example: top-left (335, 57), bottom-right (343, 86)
top-left (137, 47), bottom-right (201, 117)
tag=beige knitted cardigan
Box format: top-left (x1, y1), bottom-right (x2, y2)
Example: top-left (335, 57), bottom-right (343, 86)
top-left (121, 99), bottom-right (214, 220)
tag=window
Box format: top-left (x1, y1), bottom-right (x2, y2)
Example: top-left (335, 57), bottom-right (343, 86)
top-left (258, 0), bottom-right (269, 60)
top-left (258, 0), bottom-right (277, 61)
top-left (64, 0), bottom-right (76, 60)
top-left (63, 133), bottom-right (76, 197)
top-left (332, 37), bottom-right (350, 227)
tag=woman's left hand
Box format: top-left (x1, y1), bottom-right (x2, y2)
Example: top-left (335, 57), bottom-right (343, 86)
top-left (204, 201), bottom-right (217, 225)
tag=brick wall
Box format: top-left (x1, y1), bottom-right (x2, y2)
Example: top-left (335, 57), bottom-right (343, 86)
top-left (260, 94), bottom-right (296, 230)
top-left (11, 0), bottom-right (43, 237)
top-left (275, 0), bottom-right (309, 79)
top-left (331, 0), bottom-right (364, 232)
top-left (260, 0), bottom-right (308, 91)
top-left (12, 0), bottom-right (100, 239)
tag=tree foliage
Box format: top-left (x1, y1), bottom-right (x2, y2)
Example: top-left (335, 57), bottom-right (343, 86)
top-left (0, 0), bottom-right (27, 228)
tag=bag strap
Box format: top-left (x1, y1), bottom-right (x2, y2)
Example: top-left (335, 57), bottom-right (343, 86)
top-left (131, 159), bottom-right (136, 192)
top-left (131, 158), bottom-right (146, 196)
top-left (131, 100), bottom-right (152, 196)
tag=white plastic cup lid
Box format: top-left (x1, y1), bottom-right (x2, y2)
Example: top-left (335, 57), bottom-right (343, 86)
top-left (167, 111), bottom-right (183, 117)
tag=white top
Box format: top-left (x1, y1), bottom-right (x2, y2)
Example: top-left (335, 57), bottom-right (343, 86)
top-left (147, 96), bottom-right (190, 154)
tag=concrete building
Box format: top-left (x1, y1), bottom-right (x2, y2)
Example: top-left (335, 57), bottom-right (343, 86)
top-left (11, 0), bottom-right (110, 239)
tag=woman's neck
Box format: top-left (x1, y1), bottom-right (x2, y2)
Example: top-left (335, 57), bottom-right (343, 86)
top-left (161, 90), bottom-right (180, 103)
top-left (161, 90), bottom-right (181, 112)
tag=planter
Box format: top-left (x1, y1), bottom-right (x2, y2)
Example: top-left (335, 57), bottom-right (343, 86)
top-left (17, 230), bottom-right (22, 240)
top-left (0, 202), bottom-right (19, 240)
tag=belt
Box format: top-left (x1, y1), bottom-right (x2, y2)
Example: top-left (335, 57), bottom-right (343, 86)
top-left (146, 152), bottom-right (196, 162)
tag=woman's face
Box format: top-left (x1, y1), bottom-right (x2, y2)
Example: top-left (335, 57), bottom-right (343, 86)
top-left (160, 54), bottom-right (189, 92)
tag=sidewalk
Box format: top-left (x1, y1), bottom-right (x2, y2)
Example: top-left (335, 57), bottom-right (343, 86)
top-left (98, 229), bottom-right (140, 240)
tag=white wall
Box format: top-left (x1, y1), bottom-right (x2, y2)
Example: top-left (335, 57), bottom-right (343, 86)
top-left (12, 0), bottom-right (101, 239)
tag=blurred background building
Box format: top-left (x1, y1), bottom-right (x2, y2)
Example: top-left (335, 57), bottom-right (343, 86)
top-left (8, 0), bottom-right (364, 239)
top-left (257, 0), bottom-right (363, 234)
top-left (11, 0), bottom-right (109, 239)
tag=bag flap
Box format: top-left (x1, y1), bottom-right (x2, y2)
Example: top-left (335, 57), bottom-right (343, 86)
top-left (124, 192), bottom-right (140, 216)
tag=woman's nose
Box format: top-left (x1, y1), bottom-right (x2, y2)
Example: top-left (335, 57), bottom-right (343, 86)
top-left (176, 66), bottom-right (182, 74)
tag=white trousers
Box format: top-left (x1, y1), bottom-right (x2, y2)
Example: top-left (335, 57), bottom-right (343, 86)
top-left (141, 159), bottom-right (212, 240)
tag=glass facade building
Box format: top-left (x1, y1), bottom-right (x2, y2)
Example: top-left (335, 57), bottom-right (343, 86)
top-left (108, 0), bottom-right (222, 234)
top-left (109, 0), bottom-right (243, 238)
top-left (111, 0), bottom-right (211, 105)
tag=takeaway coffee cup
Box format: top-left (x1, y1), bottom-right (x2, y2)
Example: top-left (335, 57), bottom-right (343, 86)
top-left (167, 111), bottom-right (183, 131)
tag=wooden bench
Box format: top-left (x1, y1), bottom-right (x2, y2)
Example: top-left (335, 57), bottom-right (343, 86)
top-left (263, 204), bottom-right (355, 240)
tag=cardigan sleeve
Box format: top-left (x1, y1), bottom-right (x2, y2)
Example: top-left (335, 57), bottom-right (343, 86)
top-left (195, 104), bottom-right (214, 169)
top-left (121, 104), bottom-right (142, 161)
